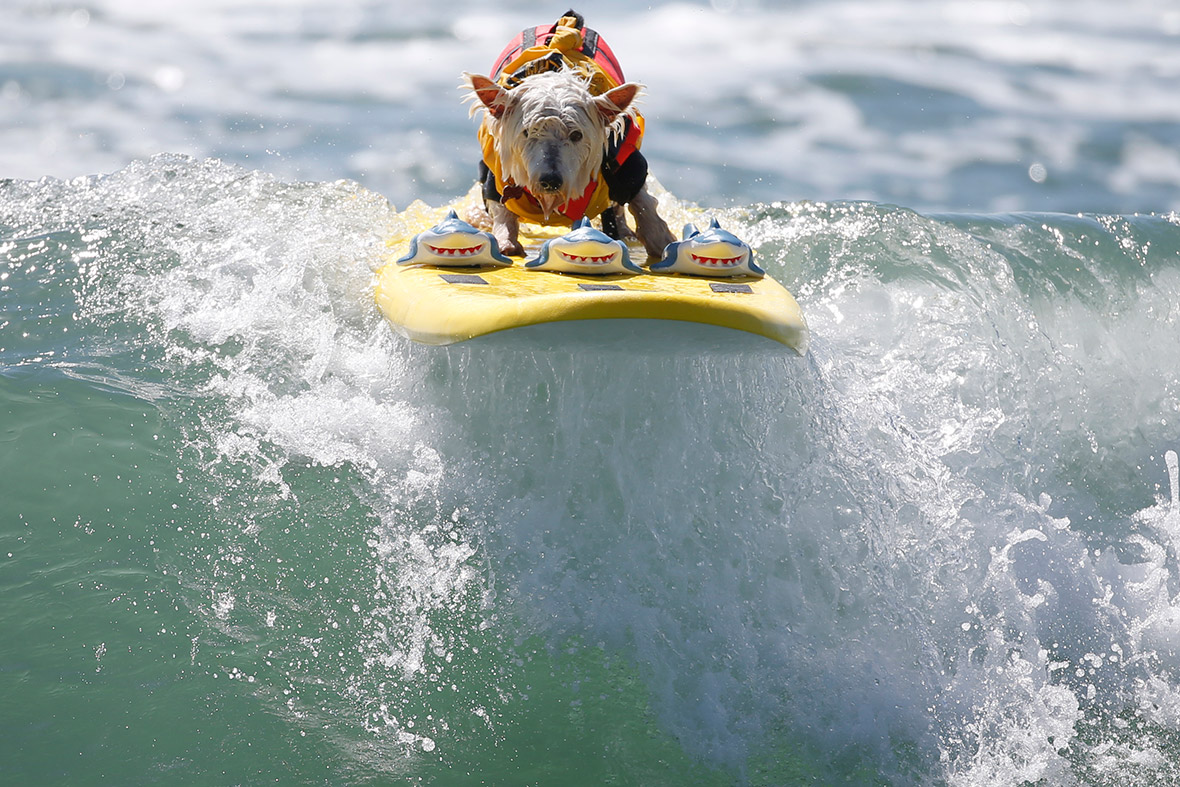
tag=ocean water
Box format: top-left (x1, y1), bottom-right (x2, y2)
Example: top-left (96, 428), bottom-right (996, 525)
top-left (4, 1), bottom-right (1180, 785)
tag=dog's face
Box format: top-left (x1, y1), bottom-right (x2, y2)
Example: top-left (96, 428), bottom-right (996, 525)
top-left (465, 70), bottom-right (639, 219)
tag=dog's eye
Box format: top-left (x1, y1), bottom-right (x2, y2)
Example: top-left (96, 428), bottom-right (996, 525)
top-left (569, 130), bottom-right (583, 142)
top-left (522, 129), bottom-right (529, 139)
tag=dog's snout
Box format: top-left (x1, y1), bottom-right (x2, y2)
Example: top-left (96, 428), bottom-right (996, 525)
top-left (538, 172), bottom-right (563, 192)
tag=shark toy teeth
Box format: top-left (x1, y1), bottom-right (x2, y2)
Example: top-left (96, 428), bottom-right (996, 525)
top-left (397, 209), bottom-right (512, 268)
top-left (650, 218), bottom-right (764, 278)
top-left (525, 218), bottom-right (642, 275)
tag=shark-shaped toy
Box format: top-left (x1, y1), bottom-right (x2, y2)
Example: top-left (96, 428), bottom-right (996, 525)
top-left (525, 218), bottom-right (642, 275)
top-left (397, 209), bottom-right (512, 268)
top-left (649, 218), bottom-right (764, 278)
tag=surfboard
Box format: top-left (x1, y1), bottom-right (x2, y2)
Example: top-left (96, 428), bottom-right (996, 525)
top-left (373, 198), bottom-right (809, 353)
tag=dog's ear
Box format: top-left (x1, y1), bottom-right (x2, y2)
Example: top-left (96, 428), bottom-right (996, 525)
top-left (464, 73), bottom-right (510, 119)
top-left (594, 83), bottom-right (642, 120)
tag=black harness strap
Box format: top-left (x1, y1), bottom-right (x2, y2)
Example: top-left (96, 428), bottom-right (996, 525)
top-left (502, 51), bottom-right (566, 89)
top-left (580, 28), bottom-right (599, 58)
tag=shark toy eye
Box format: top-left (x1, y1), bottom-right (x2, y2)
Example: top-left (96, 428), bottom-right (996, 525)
top-left (569, 129), bottom-right (583, 142)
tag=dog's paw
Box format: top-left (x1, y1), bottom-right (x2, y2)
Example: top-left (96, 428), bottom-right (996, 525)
top-left (500, 238), bottom-right (526, 257)
top-left (642, 227), bottom-right (676, 261)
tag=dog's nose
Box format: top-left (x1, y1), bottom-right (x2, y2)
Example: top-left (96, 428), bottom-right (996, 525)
top-left (538, 173), bottom-right (563, 192)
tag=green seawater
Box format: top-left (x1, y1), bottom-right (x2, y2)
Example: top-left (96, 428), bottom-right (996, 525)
top-left (1, 358), bottom-right (755, 784)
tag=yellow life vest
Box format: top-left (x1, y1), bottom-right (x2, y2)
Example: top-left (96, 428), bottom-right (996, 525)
top-left (478, 14), bottom-right (645, 227)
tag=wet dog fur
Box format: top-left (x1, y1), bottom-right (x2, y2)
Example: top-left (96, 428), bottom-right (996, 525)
top-left (463, 67), bottom-right (674, 259)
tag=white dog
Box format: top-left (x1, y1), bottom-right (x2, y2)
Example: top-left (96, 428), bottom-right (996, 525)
top-left (463, 11), bottom-right (674, 259)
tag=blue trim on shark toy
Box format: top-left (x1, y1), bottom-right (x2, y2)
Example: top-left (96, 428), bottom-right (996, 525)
top-left (397, 209), bottom-right (512, 268)
top-left (525, 218), bottom-right (642, 275)
top-left (650, 218), bottom-right (764, 278)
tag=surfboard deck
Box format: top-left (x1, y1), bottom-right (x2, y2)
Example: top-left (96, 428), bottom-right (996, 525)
top-left (372, 197), bottom-right (809, 353)
top-left (374, 263), bottom-right (808, 352)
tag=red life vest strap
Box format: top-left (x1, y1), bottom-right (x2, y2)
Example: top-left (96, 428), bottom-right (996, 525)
top-left (609, 116), bottom-right (642, 168)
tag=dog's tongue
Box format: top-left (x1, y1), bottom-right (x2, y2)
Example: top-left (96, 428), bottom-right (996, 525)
top-left (536, 193), bottom-right (564, 221)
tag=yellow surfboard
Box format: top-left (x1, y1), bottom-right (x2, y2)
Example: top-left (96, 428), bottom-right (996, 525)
top-left (373, 198), bottom-right (809, 353)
